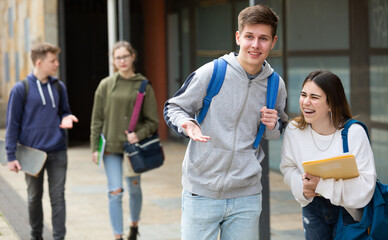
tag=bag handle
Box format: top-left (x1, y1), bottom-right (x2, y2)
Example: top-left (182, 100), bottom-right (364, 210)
top-left (128, 80), bottom-right (149, 132)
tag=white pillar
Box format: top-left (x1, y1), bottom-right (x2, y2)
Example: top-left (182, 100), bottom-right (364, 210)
top-left (107, 0), bottom-right (117, 75)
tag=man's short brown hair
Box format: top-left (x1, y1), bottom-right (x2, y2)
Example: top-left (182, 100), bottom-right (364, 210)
top-left (30, 42), bottom-right (60, 66)
top-left (238, 4), bottom-right (279, 38)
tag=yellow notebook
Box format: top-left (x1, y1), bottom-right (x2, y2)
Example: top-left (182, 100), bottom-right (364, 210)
top-left (302, 154), bottom-right (359, 180)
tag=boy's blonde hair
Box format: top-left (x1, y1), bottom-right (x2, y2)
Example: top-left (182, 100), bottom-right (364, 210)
top-left (30, 42), bottom-right (60, 66)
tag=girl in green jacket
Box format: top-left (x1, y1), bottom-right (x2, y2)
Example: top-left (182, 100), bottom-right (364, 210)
top-left (90, 41), bottom-right (159, 240)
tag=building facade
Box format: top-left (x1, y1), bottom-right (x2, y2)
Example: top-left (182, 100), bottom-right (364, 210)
top-left (0, 0), bottom-right (59, 126)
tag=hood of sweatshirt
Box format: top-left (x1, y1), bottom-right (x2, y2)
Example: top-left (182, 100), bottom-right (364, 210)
top-left (110, 72), bottom-right (147, 92)
top-left (220, 52), bottom-right (274, 82)
top-left (27, 73), bottom-right (60, 108)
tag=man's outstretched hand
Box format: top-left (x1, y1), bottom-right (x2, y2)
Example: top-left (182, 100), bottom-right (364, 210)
top-left (60, 114), bottom-right (79, 129)
top-left (182, 121), bottom-right (210, 142)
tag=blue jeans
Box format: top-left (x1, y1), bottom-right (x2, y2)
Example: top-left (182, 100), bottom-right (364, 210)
top-left (103, 153), bottom-right (142, 235)
top-left (25, 150), bottom-right (67, 240)
top-left (181, 190), bottom-right (262, 240)
top-left (302, 196), bottom-right (357, 240)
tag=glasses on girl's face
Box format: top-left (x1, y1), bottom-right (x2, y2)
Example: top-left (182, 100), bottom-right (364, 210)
top-left (114, 55), bottom-right (131, 61)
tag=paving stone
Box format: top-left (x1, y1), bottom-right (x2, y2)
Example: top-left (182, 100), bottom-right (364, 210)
top-left (0, 128), bottom-right (303, 239)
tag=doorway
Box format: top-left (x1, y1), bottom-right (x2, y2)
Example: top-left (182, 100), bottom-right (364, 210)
top-left (59, 0), bottom-right (109, 141)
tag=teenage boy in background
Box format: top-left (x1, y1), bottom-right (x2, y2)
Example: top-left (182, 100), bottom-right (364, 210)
top-left (164, 4), bottom-right (288, 240)
top-left (6, 42), bottom-right (78, 240)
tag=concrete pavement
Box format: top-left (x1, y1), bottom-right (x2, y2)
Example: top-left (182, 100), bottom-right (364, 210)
top-left (0, 129), bottom-right (303, 240)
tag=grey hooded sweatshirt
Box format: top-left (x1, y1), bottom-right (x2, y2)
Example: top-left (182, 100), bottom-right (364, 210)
top-left (164, 52), bottom-right (288, 199)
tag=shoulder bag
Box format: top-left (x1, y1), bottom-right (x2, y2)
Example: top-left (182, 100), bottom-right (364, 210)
top-left (123, 80), bottom-right (164, 173)
top-left (335, 119), bottom-right (388, 240)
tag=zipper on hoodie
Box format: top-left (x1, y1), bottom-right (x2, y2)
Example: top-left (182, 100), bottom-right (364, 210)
top-left (217, 78), bottom-right (253, 198)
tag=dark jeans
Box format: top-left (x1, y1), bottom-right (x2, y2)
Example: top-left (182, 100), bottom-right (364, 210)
top-left (25, 150), bottom-right (67, 240)
top-left (302, 196), bottom-right (357, 240)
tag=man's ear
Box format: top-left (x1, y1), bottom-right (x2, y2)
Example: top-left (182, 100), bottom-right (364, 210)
top-left (235, 31), bottom-right (240, 46)
top-left (271, 35), bottom-right (278, 50)
top-left (35, 59), bottom-right (42, 68)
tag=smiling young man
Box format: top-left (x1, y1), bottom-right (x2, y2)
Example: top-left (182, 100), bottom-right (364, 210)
top-left (164, 4), bottom-right (288, 240)
top-left (5, 42), bottom-right (78, 240)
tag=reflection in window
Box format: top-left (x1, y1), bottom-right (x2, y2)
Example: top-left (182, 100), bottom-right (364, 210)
top-left (287, 57), bottom-right (350, 113)
top-left (369, 0), bottom-right (388, 48)
top-left (194, 1), bottom-right (253, 68)
top-left (267, 0), bottom-right (283, 52)
top-left (196, 3), bottom-right (233, 52)
top-left (372, 128), bottom-right (388, 183)
top-left (269, 136), bottom-right (283, 170)
top-left (266, 57), bottom-right (283, 78)
top-left (370, 56), bottom-right (388, 123)
top-left (196, 57), bottom-right (214, 69)
top-left (287, 0), bottom-right (349, 50)
top-left (235, 1), bottom-right (250, 30)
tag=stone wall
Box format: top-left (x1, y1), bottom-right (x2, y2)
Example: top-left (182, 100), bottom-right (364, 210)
top-left (0, 0), bottom-right (58, 128)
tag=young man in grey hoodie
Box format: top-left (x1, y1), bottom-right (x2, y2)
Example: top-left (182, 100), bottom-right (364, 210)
top-left (164, 4), bottom-right (287, 240)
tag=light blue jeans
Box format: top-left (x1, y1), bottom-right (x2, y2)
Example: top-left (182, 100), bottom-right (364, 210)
top-left (103, 153), bottom-right (142, 235)
top-left (181, 190), bottom-right (262, 240)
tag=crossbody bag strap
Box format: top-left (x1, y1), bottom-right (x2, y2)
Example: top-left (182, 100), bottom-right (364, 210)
top-left (252, 71), bottom-right (280, 149)
top-left (128, 80), bottom-right (149, 132)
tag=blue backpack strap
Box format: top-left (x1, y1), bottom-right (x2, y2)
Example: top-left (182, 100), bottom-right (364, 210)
top-left (139, 79), bottom-right (149, 94)
top-left (341, 119), bottom-right (370, 153)
top-left (196, 58), bottom-right (227, 124)
top-left (253, 71), bottom-right (280, 149)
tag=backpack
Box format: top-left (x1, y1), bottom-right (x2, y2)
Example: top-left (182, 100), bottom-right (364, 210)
top-left (335, 119), bottom-right (388, 240)
top-left (195, 58), bottom-right (280, 149)
top-left (22, 78), bottom-right (62, 106)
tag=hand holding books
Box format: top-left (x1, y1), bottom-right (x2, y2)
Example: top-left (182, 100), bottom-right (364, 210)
top-left (97, 133), bottom-right (106, 167)
top-left (302, 173), bottom-right (321, 198)
top-left (302, 154), bottom-right (359, 180)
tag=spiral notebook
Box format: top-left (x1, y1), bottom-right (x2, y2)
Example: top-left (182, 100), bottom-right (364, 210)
top-left (302, 154), bottom-right (359, 180)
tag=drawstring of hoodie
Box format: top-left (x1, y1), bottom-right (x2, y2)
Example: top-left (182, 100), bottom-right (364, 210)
top-left (47, 83), bottom-right (56, 108)
top-left (36, 80), bottom-right (56, 108)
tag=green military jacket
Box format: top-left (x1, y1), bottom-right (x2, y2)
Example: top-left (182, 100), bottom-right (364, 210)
top-left (90, 72), bottom-right (159, 153)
